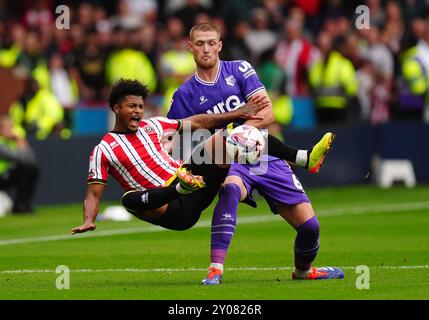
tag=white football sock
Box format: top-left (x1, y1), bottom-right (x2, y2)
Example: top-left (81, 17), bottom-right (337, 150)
top-left (295, 150), bottom-right (308, 168)
top-left (293, 267), bottom-right (311, 279)
top-left (176, 183), bottom-right (192, 195)
top-left (209, 263), bottom-right (224, 274)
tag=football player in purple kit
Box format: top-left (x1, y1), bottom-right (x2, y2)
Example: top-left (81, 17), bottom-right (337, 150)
top-left (201, 158), bottom-right (345, 284)
top-left (167, 23), bottom-right (333, 174)
top-left (166, 23), bottom-right (343, 284)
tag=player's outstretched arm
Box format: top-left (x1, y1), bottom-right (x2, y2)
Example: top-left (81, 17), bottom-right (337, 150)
top-left (71, 183), bottom-right (105, 235)
top-left (245, 92), bottom-right (274, 128)
top-left (182, 101), bottom-right (265, 131)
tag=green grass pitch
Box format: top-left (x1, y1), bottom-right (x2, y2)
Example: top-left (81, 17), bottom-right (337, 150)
top-left (0, 185), bottom-right (428, 300)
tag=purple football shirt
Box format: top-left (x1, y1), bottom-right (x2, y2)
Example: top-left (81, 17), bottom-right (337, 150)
top-left (167, 60), bottom-right (265, 126)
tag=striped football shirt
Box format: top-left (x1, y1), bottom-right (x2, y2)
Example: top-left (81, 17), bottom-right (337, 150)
top-left (87, 117), bottom-right (182, 191)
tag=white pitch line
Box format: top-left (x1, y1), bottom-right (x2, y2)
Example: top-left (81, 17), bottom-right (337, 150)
top-left (0, 225), bottom-right (167, 246)
top-left (1, 265), bottom-right (429, 274)
top-left (317, 201), bottom-right (429, 217)
top-left (0, 201), bottom-right (428, 246)
top-left (0, 217), bottom-right (267, 246)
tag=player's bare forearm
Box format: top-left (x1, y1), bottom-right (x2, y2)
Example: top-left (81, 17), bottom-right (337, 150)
top-left (183, 102), bottom-right (264, 131)
top-left (244, 105), bottom-right (274, 128)
top-left (83, 196), bottom-right (98, 223)
top-left (245, 92), bottom-right (274, 128)
top-left (72, 183), bottom-right (105, 234)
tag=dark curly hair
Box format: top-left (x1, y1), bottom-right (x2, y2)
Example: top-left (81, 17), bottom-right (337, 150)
top-left (108, 78), bottom-right (149, 110)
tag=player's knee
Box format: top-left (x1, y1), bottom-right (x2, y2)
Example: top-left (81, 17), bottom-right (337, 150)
top-left (121, 191), bottom-right (138, 210)
top-left (297, 215), bottom-right (320, 237)
top-left (219, 182), bottom-right (242, 199)
top-left (121, 192), bottom-right (130, 209)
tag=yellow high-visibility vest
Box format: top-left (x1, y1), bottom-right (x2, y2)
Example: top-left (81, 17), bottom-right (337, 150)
top-left (398, 46), bottom-right (429, 109)
top-left (402, 57), bottom-right (428, 95)
top-left (106, 49), bottom-right (157, 93)
top-left (9, 101), bottom-right (27, 139)
top-left (32, 63), bottom-right (79, 101)
top-left (271, 94), bottom-right (293, 125)
top-left (0, 137), bottom-right (16, 174)
top-left (0, 44), bottom-right (20, 68)
top-left (309, 51), bottom-right (357, 109)
top-left (160, 50), bottom-right (195, 114)
top-left (10, 89), bottom-right (64, 140)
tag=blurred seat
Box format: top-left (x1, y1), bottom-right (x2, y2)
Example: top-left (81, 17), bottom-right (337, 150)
top-left (374, 158), bottom-right (416, 188)
top-left (290, 97), bottom-right (316, 129)
top-left (73, 105), bottom-right (108, 135)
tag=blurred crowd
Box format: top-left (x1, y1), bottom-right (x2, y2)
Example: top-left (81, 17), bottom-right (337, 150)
top-left (0, 0), bottom-right (428, 215)
top-left (0, 0), bottom-right (428, 141)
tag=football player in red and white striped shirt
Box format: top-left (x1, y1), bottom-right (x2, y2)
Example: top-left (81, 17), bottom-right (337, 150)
top-left (72, 79), bottom-right (264, 234)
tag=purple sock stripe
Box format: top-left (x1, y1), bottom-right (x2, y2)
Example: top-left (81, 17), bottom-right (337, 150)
top-left (211, 225), bottom-right (236, 232)
top-left (212, 224), bottom-right (236, 229)
top-left (211, 231), bottom-right (234, 235)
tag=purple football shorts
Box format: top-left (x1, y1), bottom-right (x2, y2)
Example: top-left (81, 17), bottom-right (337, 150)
top-left (227, 157), bottom-right (310, 214)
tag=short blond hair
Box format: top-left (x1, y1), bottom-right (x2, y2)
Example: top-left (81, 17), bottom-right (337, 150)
top-left (189, 23), bottom-right (220, 40)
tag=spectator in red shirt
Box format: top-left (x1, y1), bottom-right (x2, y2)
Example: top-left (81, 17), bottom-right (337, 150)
top-left (274, 14), bottom-right (315, 97)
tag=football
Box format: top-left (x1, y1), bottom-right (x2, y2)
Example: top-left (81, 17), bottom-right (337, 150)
top-left (225, 125), bottom-right (266, 164)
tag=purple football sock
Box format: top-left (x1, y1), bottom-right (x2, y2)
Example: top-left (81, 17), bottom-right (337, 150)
top-left (294, 215), bottom-right (320, 271)
top-left (210, 183), bottom-right (242, 265)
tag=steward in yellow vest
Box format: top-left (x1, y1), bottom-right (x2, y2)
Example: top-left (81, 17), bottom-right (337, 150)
top-left (9, 77), bottom-right (65, 140)
top-left (105, 28), bottom-right (157, 94)
top-left (397, 44), bottom-right (429, 119)
top-left (0, 115), bottom-right (39, 213)
top-left (309, 33), bottom-right (357, 125)
top-left (159, 39), bottom-right (195, 115)
top-left (32, 55), bottom-right (78, 138)
top-left (0, 43), bottom-right (21, 68)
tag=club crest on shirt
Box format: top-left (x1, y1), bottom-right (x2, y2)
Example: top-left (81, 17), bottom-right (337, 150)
top-left (199, 96), bottom-right (208, 104)
top-left (144, 125), bottom-right (155, 133)
top-left (225, 75), bottom-right (236, 86)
